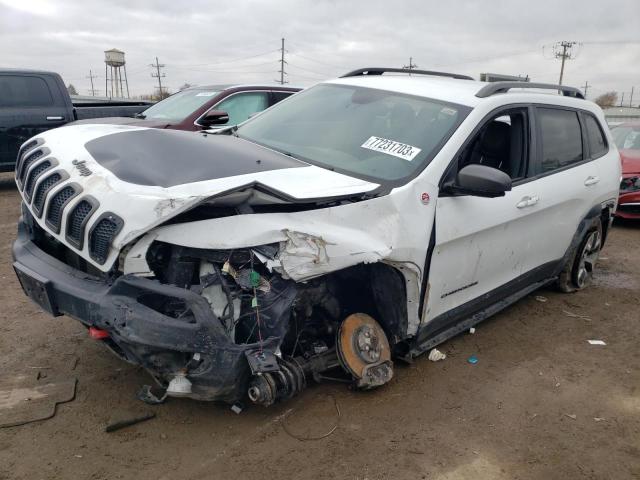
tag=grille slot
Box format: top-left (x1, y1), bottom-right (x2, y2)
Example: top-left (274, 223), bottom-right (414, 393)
top-left (17, 150), bottom-right (44, 187)
top-left (89, 214), bottom-right (123, 264)
top-left (66, 198), bottom-right (97, 249)
top-left (45, 185), bottom-right (79, 233)
top-left (32, 173), bottom-right (63, 217)
top-left (23, 160), bottom-right (52, 201)
top-left (17, 140), bottom-right (38, 166)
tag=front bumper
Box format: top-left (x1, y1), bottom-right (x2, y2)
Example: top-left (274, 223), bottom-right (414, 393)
top-left (12, 219), bottom-right (278, 403)
top-left (616, 191), bottom-right (640, 219)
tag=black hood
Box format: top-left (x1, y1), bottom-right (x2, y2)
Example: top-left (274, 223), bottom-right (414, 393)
top-left (85, 129), bottom-right (306, 188)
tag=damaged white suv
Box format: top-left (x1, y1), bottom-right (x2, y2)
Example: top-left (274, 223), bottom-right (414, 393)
top-left (13, 68), bottom-right (620, 406)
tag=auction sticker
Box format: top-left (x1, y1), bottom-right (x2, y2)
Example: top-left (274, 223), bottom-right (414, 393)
top-left (361, 136), bottom-right (422, 161)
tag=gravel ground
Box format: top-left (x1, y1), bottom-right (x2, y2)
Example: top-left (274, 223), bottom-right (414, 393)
top-left (0, 173), bottom-right (638, 480)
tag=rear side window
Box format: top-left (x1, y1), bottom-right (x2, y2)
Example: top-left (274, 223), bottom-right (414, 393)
top-left (584, 114), bottom-right (608, 158)
top-left (538, 108), bottom-right (583, 172)
top-left (0, 75), bottom-right (53, 107)
top-left (271, 91), bottom-right (294, 106)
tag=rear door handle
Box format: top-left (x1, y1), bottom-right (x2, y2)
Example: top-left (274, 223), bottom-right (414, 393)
top-left (46, 116), bottom-right (64, 121)
top-left (584, 176), bottom-right (600, 186)
top-left (516, 195), bottom-right (539, 209)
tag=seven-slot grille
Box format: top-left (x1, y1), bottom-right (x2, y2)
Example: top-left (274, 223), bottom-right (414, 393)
top-left (18, 140), bottom-right (124, 266)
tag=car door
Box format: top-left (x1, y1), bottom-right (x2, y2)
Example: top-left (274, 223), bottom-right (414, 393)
top-left (210, 91), bottom-right (270, 128)
top-left (0, 73), bottom-right (67, 171)
top-left (424, 105), bottom-right (558, 326)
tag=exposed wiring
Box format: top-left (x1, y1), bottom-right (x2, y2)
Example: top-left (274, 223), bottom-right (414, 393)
top-left (282, 394), bottom-right (340, 441)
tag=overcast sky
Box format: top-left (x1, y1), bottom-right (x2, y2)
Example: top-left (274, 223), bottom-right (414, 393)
top-left (1, 0), bottom-right (639, 103)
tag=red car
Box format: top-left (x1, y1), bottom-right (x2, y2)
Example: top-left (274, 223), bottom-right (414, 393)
top-left (612, 122), bottom-right (640, 219)
top-left (73, 84), bottom-right (301, 131)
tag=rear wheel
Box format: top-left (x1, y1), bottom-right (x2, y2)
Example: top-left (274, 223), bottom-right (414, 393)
top-left (556, 218), bottom-right (602, 293)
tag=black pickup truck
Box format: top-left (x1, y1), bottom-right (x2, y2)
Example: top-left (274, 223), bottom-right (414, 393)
top-left (0, 69), bottom-right (152, 171)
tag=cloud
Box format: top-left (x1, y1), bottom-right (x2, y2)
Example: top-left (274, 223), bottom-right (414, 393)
top-left (0, 0), bottom-right (638, 101)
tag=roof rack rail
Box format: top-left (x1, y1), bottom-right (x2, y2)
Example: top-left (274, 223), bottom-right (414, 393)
top-left (476, 81), bottom-right (584, 99)
top-left (341, 68), bottom-right (474, 81)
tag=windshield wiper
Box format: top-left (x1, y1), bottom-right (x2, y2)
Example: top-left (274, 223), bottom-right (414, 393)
top-left (134, 113), bottom-right (146, 119)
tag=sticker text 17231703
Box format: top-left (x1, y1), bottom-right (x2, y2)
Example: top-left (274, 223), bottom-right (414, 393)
top-left (360, 136), bottom-right (422, 161)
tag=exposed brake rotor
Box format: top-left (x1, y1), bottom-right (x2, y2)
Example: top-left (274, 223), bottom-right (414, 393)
top-left (336, 313), bottom-right (393, 389)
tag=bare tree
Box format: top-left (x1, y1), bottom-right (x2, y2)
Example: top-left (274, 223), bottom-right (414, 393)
top-left (178, 83), bottom-right (192, 91)
top-left (66, 84), bottom-right (78, 96)
top-left (594, 91), bottom-right (618, 108)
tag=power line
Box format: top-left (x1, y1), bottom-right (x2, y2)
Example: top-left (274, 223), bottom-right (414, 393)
top-left (277, 38), bottom-right (288, 85)
top-left (403, 57), bottom-right (418, 75)
top-left (150, 56), bottom-right (166, 97)
top-left (86, 69), bottom-right (98, 96)
top-left (175, 49), bottom-right (280, 68)
top-left (552, 40), bottom-right (579, 88)
top-left (287, 63), bottom-right (328, 77)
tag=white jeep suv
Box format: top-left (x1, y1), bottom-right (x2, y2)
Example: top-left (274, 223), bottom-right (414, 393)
top-left (13, 68), bottom-right (620, 406)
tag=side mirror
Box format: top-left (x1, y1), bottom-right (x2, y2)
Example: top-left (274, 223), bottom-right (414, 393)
top-left (446, 164), bottom-right (512, 198)
top-left (199, 110), bottom-right (229, 127)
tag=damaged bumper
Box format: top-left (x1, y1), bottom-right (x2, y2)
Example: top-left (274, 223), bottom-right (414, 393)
top-left (12, 219), bottom-right (287, 403)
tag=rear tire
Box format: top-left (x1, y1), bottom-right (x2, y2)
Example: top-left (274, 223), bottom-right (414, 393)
top-left (556, 218), bottom-right (602, 293)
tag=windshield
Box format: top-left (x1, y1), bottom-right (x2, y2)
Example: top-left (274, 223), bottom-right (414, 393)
top-left (236, 83), bottom-right (469, 182)
top-left (142, 89), bottom-right (220, 121)
top-left (612, 126), bottom-right (640, 150)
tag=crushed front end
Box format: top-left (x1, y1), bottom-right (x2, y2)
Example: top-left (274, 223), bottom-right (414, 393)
top-left (14, 206), bottom-right (395, 406)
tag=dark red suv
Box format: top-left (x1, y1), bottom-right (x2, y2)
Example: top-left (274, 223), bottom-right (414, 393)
top-left (72, 84), bottom-right (301, 131)
top-left (612, 122), bottom-right (640, 219)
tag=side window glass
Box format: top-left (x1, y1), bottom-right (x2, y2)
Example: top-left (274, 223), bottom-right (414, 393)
top-left (584, 114), bottom-right (608, 158)
top-left (271, 91), bottom-right (293, 106)
top-left (0, 75), bottom-right (53, 107)
top-left (538, 108), bottom-right (583, 172)
top-left (214, 92), bottom-right (269, 126)
top-left (458, 108), bottom-right (528, 180)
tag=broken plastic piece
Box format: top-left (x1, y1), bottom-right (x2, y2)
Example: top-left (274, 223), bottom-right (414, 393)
top-left (230, 403), bottom-right (243, 415)
top-left (428, 348), bottom-right (446, 362)
top-left (587, 339), bottom-right (606, 345)
top-left (105, 412), bottom-right (156, 433)
top-left (467, 355), bottom-right (478, 365)
top-left (469, 327), bottom-right (476, 334)
top-left (137, 385), bottom-right (167, 405)
top-left (88, 327), bottom-right (109, 339)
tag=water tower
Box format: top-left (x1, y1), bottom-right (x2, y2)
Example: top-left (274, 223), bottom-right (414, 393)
top-left (104, 48), bottom-right (130, 98)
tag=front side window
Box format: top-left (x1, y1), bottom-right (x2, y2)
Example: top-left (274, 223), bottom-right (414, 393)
top-left (538, 108), bottom-right (583, 173)
top-left (457, 108), bottom-right (529, 180)
top-left (584, 114), bottom-right (608, 158)
top-left (0, 75), bottom-right (53, 107)
top-left (142, 89), bottom-right (220, 121)
top-left (214, 92), bottom-right (269, 126)
top-left (236, 83), bottom-right (470, 182)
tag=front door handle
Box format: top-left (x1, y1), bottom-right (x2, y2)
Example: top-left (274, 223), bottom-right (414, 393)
top-left (584, 176), bottom-right (600, 186)
top-left (46, 116), bottom-right (64, 121)
top-left (516, 195), bottom-right (539, 209)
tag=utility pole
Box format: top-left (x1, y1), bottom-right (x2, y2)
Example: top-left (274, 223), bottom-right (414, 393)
top-left (403, 57), bottom-right (418, 75)
top-left (620, 92), bottom-right (625, 107)
top-left (581, 80), bottom-right (589, 99)
top-left (86, 69), bottom-right (98, 96)
top-left (630, 86), bottom-right (634, 107)
top-left (276, 38), bottom-right (288, 85)
top-left (150, 56), bottom-right (166, 98)
top-left (554, 41), bottom-right (578, 89)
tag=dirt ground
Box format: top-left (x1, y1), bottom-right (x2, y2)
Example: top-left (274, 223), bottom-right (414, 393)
top-left (0, 172), bottom-right (638, 480)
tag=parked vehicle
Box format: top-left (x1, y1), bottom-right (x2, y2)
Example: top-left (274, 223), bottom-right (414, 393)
top-left (12, 68), bottom-right (619, 407)
top-left (0, 69), bottom-right (152, 171)
top-left (71, 84), bottom-right (301, 132)
top-left (612, 122), bottom-right (640, 219)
